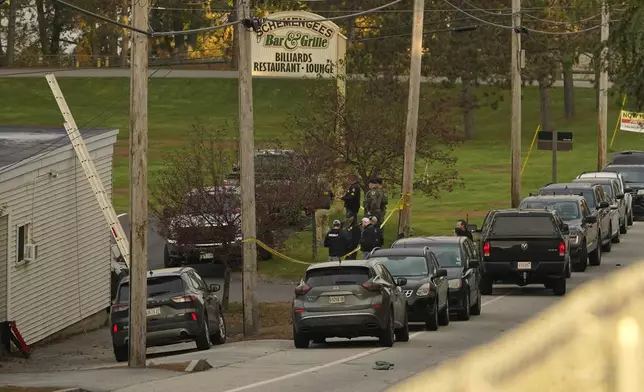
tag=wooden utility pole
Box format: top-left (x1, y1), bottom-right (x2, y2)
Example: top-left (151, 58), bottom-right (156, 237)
top-left (598, 1), bottom-right (609, 170)
top-left (128, 0), bottom-right (149, 368)
top-left (400, 0), bottom-right (425, 237)
top-left (237, 1), bottom-right (259, 337)
top-left (510, 0), bottom-right (522, 208)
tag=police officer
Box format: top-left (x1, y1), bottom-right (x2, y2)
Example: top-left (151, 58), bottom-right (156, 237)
top-left (376, 177), bottom-right (388, 225)
top-left (341, 174), bottom-right (361, 227)
top-left (365, 179), bottom-right (383, 221)
top-left (324, 220), bottom-right (350, 261)
top-left (371, 216), bottom-right (384, 247)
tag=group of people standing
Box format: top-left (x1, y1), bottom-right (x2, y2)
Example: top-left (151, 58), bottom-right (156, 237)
top-left (315, 174), bottom-right (389, 261)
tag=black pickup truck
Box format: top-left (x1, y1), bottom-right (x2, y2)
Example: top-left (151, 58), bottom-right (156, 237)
top-left (478, 209), bottom-right (570, 296)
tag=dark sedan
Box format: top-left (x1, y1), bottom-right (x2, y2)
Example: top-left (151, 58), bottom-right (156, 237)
top-left (390, 236), bottom-right (483, 320)
top-left (111, 267), bottom-right (226, 362)
top-left (367, 247), bottom-right (450, 330)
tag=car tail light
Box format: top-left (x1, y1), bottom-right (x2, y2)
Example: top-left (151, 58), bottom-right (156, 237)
top-left (483, 241), bottom-right (491, 257)
top-left (294, 308), bottom-right (304, 313)
top-left (111, 303), bottom-right (129, 312)
top-left (362, 280), bottom-right (382, 292)
top-left (559, 241), bottom-right (566, 256)
top-left (112, 324), bottom-right (118, 333)
top-left (294, 283), bottom-right (311, 295)
top-left (190, 312), bottom-right (198, 321)
top-left (171, 295), bottom-right (197, 303)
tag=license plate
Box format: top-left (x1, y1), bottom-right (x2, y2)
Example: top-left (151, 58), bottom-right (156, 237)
top-left (517, 262), bottom-right (531, 270)
top-left (328, 296), bottom-right (345, 304)
top-left (200, 253), bottom-right (214, 259)
top-left (146, 307), bottom-right (161, 317)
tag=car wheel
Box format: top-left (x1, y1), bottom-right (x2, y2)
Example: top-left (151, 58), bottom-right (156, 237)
top-left (457, 291), bottom-right (471, 321)
top-left (210, 310), bottom-right (227, 345)
top-left (589, 238), bottom-right (601, 266)
top-left (395, 311), bottom-right (410, 342)
top-left (628, 210), bottom-right (634, 226)
top-left (620, 217), bottom-right (628, 234)
top-left (612, 226), bottom-right (621, 244)
top-left (565, 260), bottom-right (571, 279)
top-left (379, 311), bottom-right (395, 347)
top-left (470, 289), bottom-right (482, 316)
top-left (602, 227), bottom-right (612, 252)
top-left (438, 298), bottom-right (450, 326)
top-left (572, 245), bottom-right (588, 272)
top-left (113, 344), bottom-right (128, 362)
top-left (195, 314), bottom-right (212, 350)
top-left (552, 277), bottom-right (566, 296)
top-left (425, 301), bottom-right (439, 331)
top-left (480, 275), bottom-right (493, 295)
top-left (293, 326), bottom-right (310, 348)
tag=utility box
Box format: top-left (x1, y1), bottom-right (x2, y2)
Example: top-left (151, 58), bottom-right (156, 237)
top-left (537, 131), bottom-right (573, 151)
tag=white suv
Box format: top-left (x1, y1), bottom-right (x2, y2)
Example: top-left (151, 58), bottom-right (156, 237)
top-left (576, 172), bottom-right (633, 226)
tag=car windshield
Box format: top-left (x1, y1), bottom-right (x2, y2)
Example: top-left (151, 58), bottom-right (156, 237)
top-left (427, 245), bottom-right (463, 268)
top-left (491, 216), bottom-right (557, 236)
top-left (520, 201), bottom-right (581, 221)
top-left (605, 168), bottom-right (644, 183)
top-left (117, 276), bottom-right (184, 303)
top-left (305, 266), bottom-right (371, 286)
top-left (541, 189), bottom-right (596, 209)
top-left (369, 256), bottom-right (429, 278)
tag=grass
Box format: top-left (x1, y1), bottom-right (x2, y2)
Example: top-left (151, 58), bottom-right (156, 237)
top-left (0, 77), bottom-right (636, 280)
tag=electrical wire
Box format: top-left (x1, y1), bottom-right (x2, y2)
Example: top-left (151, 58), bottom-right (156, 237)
top-left (263, 0), bottom-right (403, 23)
top-left (458, 0), bottom-right (513, 15)
top-left (354, 25), bottom-right (480, 42)
top-left (522, 12), bottom-right (601, 25)
top-left (442, 0), bottom-right (513, 29)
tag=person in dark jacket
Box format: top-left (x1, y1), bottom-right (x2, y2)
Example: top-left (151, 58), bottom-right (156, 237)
top-left (360, 217), bottom-right (379, 258)
top-left (455, 219), bottom-right (473, 241)
top-left (371, 216), bottom-right (384, 247)
top-left (341, 174), bottom-right (361, 227)
top-left (345, 221), bottom-right (361, 260)
top-left (324, 220), bottom-right (350, 261)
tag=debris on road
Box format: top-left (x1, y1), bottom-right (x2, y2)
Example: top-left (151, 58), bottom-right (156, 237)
top-left (373, 361), bottom-right (394, 370)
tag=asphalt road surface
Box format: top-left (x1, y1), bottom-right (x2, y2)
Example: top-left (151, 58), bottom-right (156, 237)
top-left (10, 222), bottom-right (639, 392)
top-left (0, 68), bottom-right (602, 88)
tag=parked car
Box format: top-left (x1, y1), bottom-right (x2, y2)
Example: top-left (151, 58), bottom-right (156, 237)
top-left (110, 267), bottom-right (226, 362)
top-left (576, 171), bottom-right (634, 226)
top-left (572, 177), bottom-right (627, 237)
top-left (602, 164), bottom-right (644, 221)
top-left (366, 247), bottom-right (452, 327)
top-left (292, 260), bottom-right (409, 348)
top-left (519, 195), bottom-right (600, 271)
top-left (539, 183), bottom-right (614, 252)
top-left (479, 209), bottom-right (570, 296)
top-left (388, 236), bottom-right (482, 320)
top-left (609, 150), bottom-right (644, 165)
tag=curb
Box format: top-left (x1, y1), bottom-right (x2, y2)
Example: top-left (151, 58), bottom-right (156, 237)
top-left (54, 389), bottom-right (90, 392)
top-left (185, 359), bottom-right (212, 373)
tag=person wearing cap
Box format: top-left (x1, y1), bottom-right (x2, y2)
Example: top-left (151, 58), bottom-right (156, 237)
top-left (363, 179), bottom-right (376, 217)
top-left (341, 174), bottom-right (361, 227)
top-left (360, 217), bottom-right (378, 258)
top-left (324, 220), bottom-right (350, 261)
top-left (365, 178), bottom-right (383, 222)
top-left (314, 179), bottom-right (334, 246)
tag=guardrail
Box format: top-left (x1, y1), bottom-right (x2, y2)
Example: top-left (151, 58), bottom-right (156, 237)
top-left (389, 260), bottom-right (644, 392)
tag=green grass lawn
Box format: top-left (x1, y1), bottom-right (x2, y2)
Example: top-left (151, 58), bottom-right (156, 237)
top-left (1, 77), bottom-right (638, 280)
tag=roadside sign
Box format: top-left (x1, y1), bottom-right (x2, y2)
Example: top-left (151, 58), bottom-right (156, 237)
top-left (537, 131), bottom-right (573, 151)
top-left (620, 110), bottom-right (644, 133)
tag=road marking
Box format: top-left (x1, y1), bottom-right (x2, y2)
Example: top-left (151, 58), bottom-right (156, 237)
top-left (220, 294), bottom-right (510, 392)
top-left (117, 213), bottom-right (127, 218)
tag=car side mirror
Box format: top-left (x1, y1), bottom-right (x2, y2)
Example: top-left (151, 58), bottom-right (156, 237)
top-left (396, 278), bottom-right (407, 286)
top-left (468, 259), bottom-right (479, 268)
top-left (209, 284), bottom-right (221, 292)
top-left (616, 193), bottom-right (625, 200)
top-left (436, 269), bottom-right (448, 278)
top-left (599, 201), bottom-right (610, 209)
top-left (625, 187), bottom-right (633, 193)
top-left (584, 215), bottom-right (598, 224)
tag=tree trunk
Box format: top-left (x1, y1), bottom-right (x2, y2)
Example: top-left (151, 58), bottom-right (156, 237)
top-left (35, 0), bottom-right (50, 56)
top-left (562, 58), bottom-right (576, 119)
top-left (222, 263), bottom-right (231, 311)
top-left (120, 0), bottom-right (129, 66)
top-left (231, 0), bottom-right (239, 70)
top-left (538, 77), bottom-right (555, 133)
top-left (312, 214), bottom-right (318, 262)
top-left (461, 78), bottom-right (475, 139)
top-left (49, 3), bottom-right (64, 56)
top-left (6, 0), bottom-right (18, 66)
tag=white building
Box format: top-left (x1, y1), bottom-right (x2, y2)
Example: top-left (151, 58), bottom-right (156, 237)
top-left (0, 126), bottom-right (118, 344)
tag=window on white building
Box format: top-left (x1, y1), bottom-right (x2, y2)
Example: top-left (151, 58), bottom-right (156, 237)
top-left (17, 223), bottom-right (30, 262)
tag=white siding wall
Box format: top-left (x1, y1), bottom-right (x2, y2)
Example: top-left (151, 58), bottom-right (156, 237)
top-left (0, 215), bottom-right (7, 322)
top-left (2, 144), bottom-right (114, 344)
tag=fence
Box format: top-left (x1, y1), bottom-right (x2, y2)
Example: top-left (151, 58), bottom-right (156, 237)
top-left (4, 54), bottom-right (230, 69)
top-left (389, 259), bottom-right (644, 392)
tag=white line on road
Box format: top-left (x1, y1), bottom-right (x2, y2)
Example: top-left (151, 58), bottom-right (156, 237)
top-left (221, 293), bottom-right (510, 392)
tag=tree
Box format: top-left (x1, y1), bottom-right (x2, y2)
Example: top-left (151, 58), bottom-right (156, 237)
top-left (289, 74), bottom-right (463, 202)
top-left (610, 0), bottom-right (644, 110)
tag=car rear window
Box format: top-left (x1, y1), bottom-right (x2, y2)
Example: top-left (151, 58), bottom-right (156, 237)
top-left (305, 266), bottom-right (371, 287)
top-left (369, 256), bottom-right (429, 278)
top-left (491, 216), bottom-right (557, 236)
top-left (540, 189), bottom-right (596, 209)
top-left (605, 167), bottom-right (644, 183)
top-left (117, 276), bottom-right (184, 303)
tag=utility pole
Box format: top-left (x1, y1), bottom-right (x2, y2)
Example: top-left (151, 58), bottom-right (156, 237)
top-left (400, 0), bottom-right (425, 237)
top-left (237, 1), bottom-right (259, 337)
top-left (598, 1), bottom-right (609, 170)
top-left (510, 0), bottom-right (522, 208)
top-left (128, 0), bottom-right (149, 368)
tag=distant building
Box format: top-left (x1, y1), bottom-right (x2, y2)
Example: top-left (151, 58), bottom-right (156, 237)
top-left (0, 126), bottom-right (118, 344)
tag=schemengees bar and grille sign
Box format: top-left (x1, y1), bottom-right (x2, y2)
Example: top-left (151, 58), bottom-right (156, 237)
top-left (252, 11), bottom-right (347, 79)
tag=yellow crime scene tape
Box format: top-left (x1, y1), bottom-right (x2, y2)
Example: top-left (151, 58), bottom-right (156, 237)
top-left (243, 195), bottom-right (407, 265)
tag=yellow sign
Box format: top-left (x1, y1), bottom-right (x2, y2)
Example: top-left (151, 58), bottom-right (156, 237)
top-left (620, 110), bottom-right (644, 133)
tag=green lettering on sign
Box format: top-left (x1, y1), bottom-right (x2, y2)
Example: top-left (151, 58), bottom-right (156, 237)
top-left (263, 32), bottom-right (329, 50)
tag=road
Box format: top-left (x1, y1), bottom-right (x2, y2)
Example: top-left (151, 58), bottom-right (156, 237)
top-left (116, 213), bottom-right (296, 302)
top-left (5, 223), bottom-right (641, 392)
top-left (0, 68), bottom-right (604, 88)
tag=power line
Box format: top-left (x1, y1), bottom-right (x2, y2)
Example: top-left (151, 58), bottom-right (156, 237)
top-left (263, 0), bottom-right (404, 22)
top-left (354, 25), bottom-right (480, 42)
top-left (442, 0), bottom-right (512, 29)
top-left (522, 12), bottom-right (601, 25)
